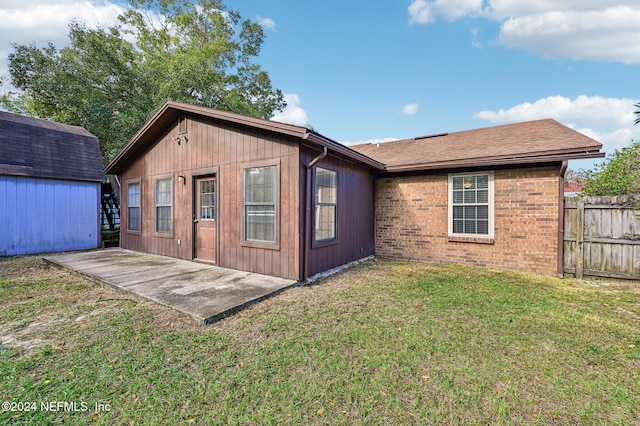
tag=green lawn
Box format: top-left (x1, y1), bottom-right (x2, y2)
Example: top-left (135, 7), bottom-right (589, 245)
top-left (1, 256), bottom-right (639, 425)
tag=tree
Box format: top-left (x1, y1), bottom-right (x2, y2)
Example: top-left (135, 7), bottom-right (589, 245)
top-left (1, 0), bottom-right (285, 162)
top-left (635, 102), bottom-right (640, 125)
top-left (564, 169), bottom-right (586, 193)
top-left (583, 141), bottom-right (640, 196)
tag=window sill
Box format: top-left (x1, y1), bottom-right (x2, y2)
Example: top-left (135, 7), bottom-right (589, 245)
top-left (154, 232), bottom-right (174, 239)
top-left (448, 236), bottom-right (495, 244)
top-left (313, 238), bottom-right (339, 249)
top-left (241, 240), bottom-right (281, 251)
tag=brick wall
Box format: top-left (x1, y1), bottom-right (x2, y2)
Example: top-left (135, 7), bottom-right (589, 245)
top-left (375, 166), bottom-right (562, 276)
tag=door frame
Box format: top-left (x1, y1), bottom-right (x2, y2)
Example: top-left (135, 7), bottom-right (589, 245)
top-left (192, 172), bottom-right (219, 264)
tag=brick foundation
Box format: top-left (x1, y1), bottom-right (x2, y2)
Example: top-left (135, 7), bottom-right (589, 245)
top-left (375, 166), bottom-right (561, 276)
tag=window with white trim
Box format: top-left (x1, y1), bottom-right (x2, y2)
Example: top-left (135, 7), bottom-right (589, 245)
top-left (448, 172), bottom-right (494, 237)
top-left (315, 167), bottom-right (337, 242)
top-left (127, 181), bottom-right (141, 232)
top-left (244, 165), bottom-right (276, 243)
top-left (155, 177), bottom-right (173, 234)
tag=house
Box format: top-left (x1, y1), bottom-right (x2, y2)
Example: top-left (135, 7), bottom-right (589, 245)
top-left (105, 101), bottom-right (603, 279)
top-left (0, 111), bottom-right (104, 256)
top-left (350, 119), bottom-right (603, 276)
top-left (104, 101), bottom-right (383, 281)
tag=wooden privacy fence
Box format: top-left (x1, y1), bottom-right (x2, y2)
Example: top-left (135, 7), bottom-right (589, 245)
top-left (564, 196), bottom-right (640, 280)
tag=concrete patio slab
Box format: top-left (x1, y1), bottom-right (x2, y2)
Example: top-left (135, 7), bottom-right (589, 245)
top-left (43, 249), bottom-right (299, 324)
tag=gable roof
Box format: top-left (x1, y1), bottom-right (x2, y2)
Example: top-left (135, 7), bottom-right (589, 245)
top-left (105, 102), bottom-right (604, 176)
top-left (350, 119), bottom-right (604, 172)
top-left (104, 101), bottom-right (385, 174)
top-left (0, 111), bottom-right (103, 182)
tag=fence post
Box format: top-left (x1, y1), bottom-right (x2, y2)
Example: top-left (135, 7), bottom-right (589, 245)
top-left (575, 199), bottom-right (585, 279)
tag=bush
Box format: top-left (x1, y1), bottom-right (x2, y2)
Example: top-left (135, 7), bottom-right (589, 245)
top-left (583, 141), bottom-right (640, 196)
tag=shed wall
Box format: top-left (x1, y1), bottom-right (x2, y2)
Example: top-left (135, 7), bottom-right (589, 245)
top-left (119, 115), bottom-right (301, 280)
top-left (0, 176), bottom-right (100, 256)
top-left (374, 166), bottom-right (562, 276)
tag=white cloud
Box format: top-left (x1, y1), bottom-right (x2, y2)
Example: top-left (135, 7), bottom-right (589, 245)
top-left (474, 95), bottom-right (635, 129)
top-left (0, 1), bottom-right (124, 42)
top-left (497, 7), bottom-right (640, 63)
top-left (470, 26), bottom-right (483, 48)
top-left (408, 0), bottom-right (640, 63)
top-left (256, 16), bottom-right (276, 31)
top-left (408, 0), bottom-right (435, 24)
top-left (401, 103), bottom-right (420, 115)
top-left (271, 93), bottom-right (308, 126)
top-left (474, 95), bottom-right (640, 164)
top-left (341, 137), bottom-right (400, 147)
top-left (582, 127), bottom-right (639, 157)
top-left (409, 0), bottom-right (483, 24)
top-left (0, 0), bottom-right (125, 88)
top-left (484, 0), bottom-right (633, 20)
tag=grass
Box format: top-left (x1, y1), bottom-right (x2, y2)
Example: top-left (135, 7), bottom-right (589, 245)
top-left (1, 255), bottom-right (639, 425)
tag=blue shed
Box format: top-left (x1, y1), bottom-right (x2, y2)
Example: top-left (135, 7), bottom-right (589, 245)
top-left (0, 111), bottom-right (104, 256)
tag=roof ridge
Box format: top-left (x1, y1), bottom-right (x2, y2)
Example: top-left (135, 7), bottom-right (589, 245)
top-left (106, 100), bottom-right (386, 174)
top-left (349, 118), bottom-right (603, 171)
top-left (0, 110), bottom-right (95, 137)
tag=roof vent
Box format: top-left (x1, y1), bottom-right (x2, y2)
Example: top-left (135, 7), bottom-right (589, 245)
top-left (415, 132), bottom-right (448, 140)
top-left (178, 115), bottom-right (187, 134)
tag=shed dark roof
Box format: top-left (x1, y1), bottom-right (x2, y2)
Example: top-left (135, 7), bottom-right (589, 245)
top-left (104, 101), bottom-right (385, 174)
top-left (0, 111), bottom-right (103, 182)
top-left (351, 119), bottom-right (604, 172)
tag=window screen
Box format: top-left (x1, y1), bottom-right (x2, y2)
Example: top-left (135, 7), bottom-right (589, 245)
top-left (155, 178), bottom-right (172, 234)
top-left (244, 166), bottom-right (276, 242)
top-left (315, 167), bottom-right (337, 241)
top-left (127, 182), bottom-right (141, 232)
top-left (451, 174), bottom-right (490, 236)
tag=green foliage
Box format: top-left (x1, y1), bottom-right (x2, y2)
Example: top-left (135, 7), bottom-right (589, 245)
top-left (1, 0), bottom-right (285, 162)
top-left (583, 141), bottom-right (640, 196)
top-left (2, 257), bottom-right (640, 424)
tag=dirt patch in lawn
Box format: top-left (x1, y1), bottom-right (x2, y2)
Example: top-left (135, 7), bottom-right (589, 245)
top-left (0, 321), bottom-right (54, 351)
top-left (0, 255), bottom-right (192, 355)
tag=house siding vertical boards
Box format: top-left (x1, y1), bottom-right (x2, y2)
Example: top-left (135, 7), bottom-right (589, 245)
top-left (119, 114), bottom-right (301, 280)
top-left (301, 148), bottom-right (376, 277)
top-left (0, 176), bottom-right (100, 256)
top-left (375, 165), bottom-right (562, 276)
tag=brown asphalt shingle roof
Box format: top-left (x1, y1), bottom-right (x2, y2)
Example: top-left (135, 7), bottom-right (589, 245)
top-left (0, 111), bottom-right (104, 182)
top-left (351, 119), bottom-right (603, 172)
top-left (105, 101), bottom-right (604, 176)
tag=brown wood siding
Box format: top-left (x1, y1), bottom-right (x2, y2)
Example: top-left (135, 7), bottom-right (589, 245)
top-left (120, 115), bottom-right (301, 280)
top-left (301, 147), bottom-right (376, 277)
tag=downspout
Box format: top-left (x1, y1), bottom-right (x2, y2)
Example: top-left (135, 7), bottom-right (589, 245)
top-left (557, 160), bottom-right (568, 278)
top-left (303, 146), bottom-right (328, 283)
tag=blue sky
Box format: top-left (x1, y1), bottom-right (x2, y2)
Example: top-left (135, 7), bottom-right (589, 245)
top-left (1, 0), bottom-right (639, 169)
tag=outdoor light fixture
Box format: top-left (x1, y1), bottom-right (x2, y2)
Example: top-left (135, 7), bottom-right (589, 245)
top-left (172, 135), bottom-right (188, 145)
top-left (178, 175), bottom-right (186, 185)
